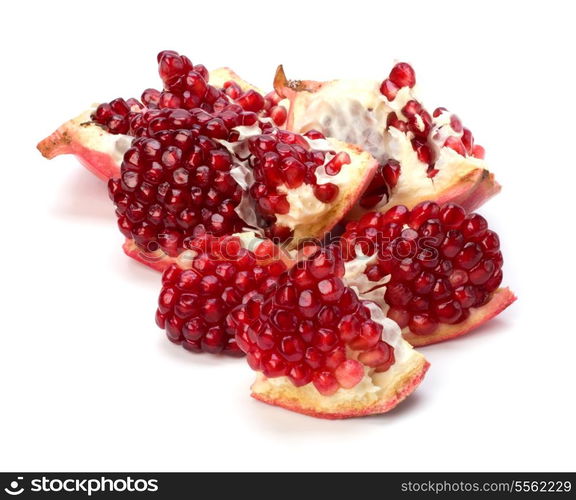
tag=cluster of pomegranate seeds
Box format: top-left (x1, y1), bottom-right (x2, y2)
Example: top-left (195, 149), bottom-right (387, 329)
top-left (108, 127), bottom-right (245, 257)
top-left (93, 50), bottom-right (352, 245)
top-left (92, 50), bottom-right (287, 138)
top-left (379, 62), bottom-right (416, 101)
top-left (91, 97), bottom-right (145, 135)
top-left (341, 202), bottom-right (503, 336)
top-left (431, 107), bottom-right (486, 160)
top-left (247, 129), bottom-right (348, 235)
top-left (156, 235), bottom-right (287, 355)
top-left (230, 247), bottom-right (395, 394)
top-left (379, 62), bottom-right (485, 175)
top-left (359, 159), bottom-right (401, 209)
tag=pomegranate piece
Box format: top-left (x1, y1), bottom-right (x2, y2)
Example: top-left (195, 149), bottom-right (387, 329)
top-left (341, 202), bottom-right (516, 346)
top-left (273, 63), bottom-right (501, 217)
top-left (156, 233), bottom-right (290, 355)
top-left (229, 246), bottom-right (429, 419)
top-left (109, 131), bottom-right (245, 258)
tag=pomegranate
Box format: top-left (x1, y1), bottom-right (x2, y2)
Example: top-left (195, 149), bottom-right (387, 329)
top-left (38, 51), bottom-right (378, 265)
top-left (274, 63), bottom-right (500, 215)
top-left (37, 62), bottom-right (284, 180)
top-left (156, 232), bottom-right (292, 355)
top-left (339, 202), bottom-right (516, 346)
top-left (229, 245), bottom-right (429, 418)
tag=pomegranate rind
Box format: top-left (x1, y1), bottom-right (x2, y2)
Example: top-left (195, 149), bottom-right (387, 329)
top-left (122, 238), bottom-right (177, 272)
top-left (208, 67), bottom-right (263, 93)
top-left (251, 348), bottom-right (429, 419)
top-left (36, 109), bottom-right (129, 181)
top-left (122, 233), bottom-right (295, 273)
top-left (403, 287), bottom-right (517, 347)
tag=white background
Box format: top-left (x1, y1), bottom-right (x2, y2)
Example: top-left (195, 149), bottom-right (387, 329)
top-left (1, 0), bottom-right (575, 472)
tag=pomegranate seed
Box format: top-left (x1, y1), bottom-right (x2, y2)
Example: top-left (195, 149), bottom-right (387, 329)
top-left (313, 183), bottom-right (339, 203)
top-left (471, 145), bottom-right (486, 159)
top-left (408, 313), bottom-right (438, 336)
top-left (444, 136), bottom-right (467, 156)
top-left (236, 89), bottom-right (265, 112)
top-left (270, 105), bottom-right (288, 126)
top-left (334, 360), bottom-right (365, 388)
top-left (409, 201), bottom-right (440, 229)
top-left (433, 300), bottom-right (463, 324)
top-left (461, 128), bottom-right (474, 154)
top-left (379, 78), bottom-right (399, 100)
top-left (461, 214), bottom-right (488, 240)
top-left (389, 62), bottom-right (416, 88)
top-left (325, 152), bottom-right (351, 176)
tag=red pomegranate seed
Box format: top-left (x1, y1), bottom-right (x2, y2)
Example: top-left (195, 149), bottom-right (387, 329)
top-left (379, 78), bottom-right (399, 100)
top-left (325, 152), bottom-right (351, 176)
top-left (461, 128), bottom-right (474, 154)
top-left (471, 145), bottom-right (486, 159)
top-left (236, 89), bottom-right (265, 113)
top-left (409, 313), bottom-right (438, 336)
top-left (270, 105), bottom-right (288, 126)
top-left (439, 203), bottom-right (466, 228)
top-left (313, 183), bottom-right (339, 203)
top-left (444, 136), bottom-right (467, 156)
top-left (389, 62), bottom-right (416, 88)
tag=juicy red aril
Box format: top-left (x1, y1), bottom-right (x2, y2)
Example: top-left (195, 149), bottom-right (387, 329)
top-left (110, 133), bottom-right (244, 257)
top-left (444, 136), bottom-right (466, 156)
top-left (379, 79), bottom-right (399, 100)
top-left (236, 90), bottom-right (265, 113)
top-left (157, 235), bottom-right (286, 356)
top-left (230, 247), bottom-right (395, 394)
top-left (270, 106), bottom-right (288, 126)
top-left (359, 159), bottom-right (401, 209)
top-left (388, 62), bottom-right (416, 88)
top-left (341, 202), bottom-right (505, 335)
top-left (313, 183), bottom-right (339, 203)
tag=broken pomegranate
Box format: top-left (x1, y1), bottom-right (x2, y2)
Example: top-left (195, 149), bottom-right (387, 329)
top-left (39, 51), bottom-right (378, 265)
top-left (274, 62), bottom-right (500, 215)
top-left (229, 246), bottom-right (429, 418)
top-left (37, 56), bottom-right (285, 181)
top-left (339, 202), bottom-right (516, 346)
top-left (156, 232), bottom-right (291, 355)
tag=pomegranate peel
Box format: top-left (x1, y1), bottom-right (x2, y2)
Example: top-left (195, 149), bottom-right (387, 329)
top-left (122, 238), bottom-right (177, 272)
top-left (208, 67), bottom-right (263, 94)
top-left (37, 108), bottom-right (129, 181)
top-left (403, 287), bottom-right (516, 346)
top-left (251, 350), bottom-right (428, 419)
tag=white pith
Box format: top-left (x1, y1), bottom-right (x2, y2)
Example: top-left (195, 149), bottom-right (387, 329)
top-left (285, 77), bottom-right (489, 209)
